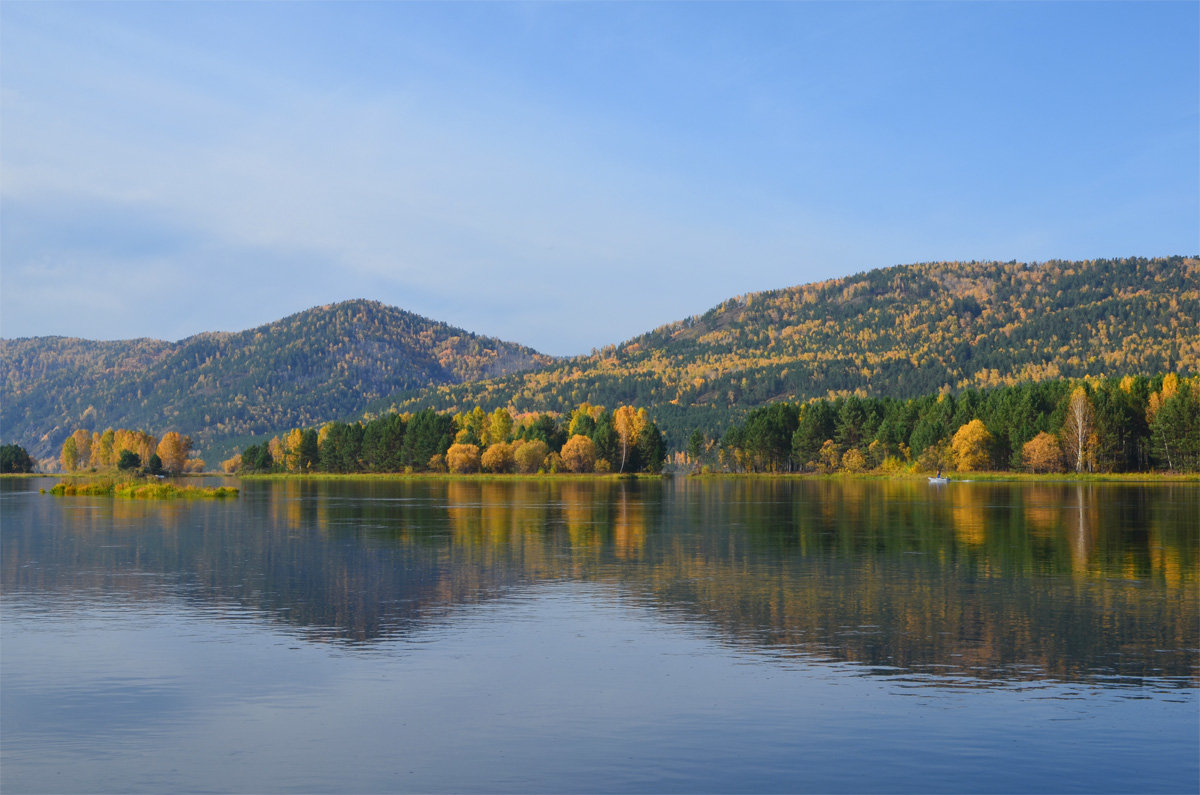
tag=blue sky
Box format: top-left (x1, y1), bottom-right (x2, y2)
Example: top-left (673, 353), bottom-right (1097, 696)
top-left (2, 1), bottom-right (1196, 355)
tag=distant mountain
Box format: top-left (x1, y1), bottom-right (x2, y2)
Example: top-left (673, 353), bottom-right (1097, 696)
top-left (6, 257), bottom-right (1195, 465)
top-left (1, 300), bottom-right (553, 462)
top-left (382, 256), bottom-right (1199, 446)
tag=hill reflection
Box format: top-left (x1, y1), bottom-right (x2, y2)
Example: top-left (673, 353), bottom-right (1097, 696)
top-left (3, 478), bottom-right (1196, 687)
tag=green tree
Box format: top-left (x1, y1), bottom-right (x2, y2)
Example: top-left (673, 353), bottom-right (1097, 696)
top-left (635, 420), bottom-right (666, 473)
top-left (401, 410), bottom-right (455, 470)
top-left (0, 443), bottom-right (34, 473)
top-left (687, 428), bottom-right (706, 472)
top-left (1149, 379), bottom-right (1200, 471)
top-left (298, 428), bottom-right (320, 471)
top-left (793, 401), bottom-right (837, 469)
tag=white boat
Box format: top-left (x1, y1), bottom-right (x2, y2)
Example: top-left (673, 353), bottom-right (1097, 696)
top-left (928, 476), bottom-right (948, 484)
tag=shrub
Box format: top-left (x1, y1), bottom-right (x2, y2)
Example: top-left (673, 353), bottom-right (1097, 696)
top-left (445, 444), bottom-right (481, 474)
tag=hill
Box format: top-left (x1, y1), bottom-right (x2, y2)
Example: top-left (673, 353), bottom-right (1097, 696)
top-left (381, 256), bottom-right (1199, 446)
top-left (1, 300), bottom-right (552, 462)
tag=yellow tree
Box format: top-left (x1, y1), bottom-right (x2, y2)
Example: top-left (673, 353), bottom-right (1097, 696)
top-left (69, 429), bottom-right (93, 470)
top-left (483, 408), bottom-right (514, 447)
top-left (318, 422), bottom-right (335, 452)
top-left (568, 403), bottom-right (602, 437)
top-left (455, 407), bottom-right (488, 445)
top-left (1022, 432), bottom-right (1063, 473)
top-left (612, 405), bottom-right (647, 473)
top-left (135, 431), bottom-right (158, 464)
top-left (156, 432), bottom-right (194, 475)
top-left (513, 440), bottom-right (549, 474)
top-left (60, 436), bottom-right (79, 472)
top-left (841, 448), bottom-right (868, 473)
top-left (445, 443), bottom-right (481, 474)
top-left (560, 434), bottom-right (596, 473)
top-left (818, 439), bottom-right (841, 473)
top-left (93, 429), bottom-right (116, 469)
top-left (267, 435), bottom-right (286, 470)
top-left (1146, 373), bottom-right (1180, 423)
top-left (284, 428), bottom-right (304, 472)
top-left (1060, 386), bottom-right (1094, 473)
top-left (480, 442), bottom-right (515, 473)
top-left (951, 419), bottom-right (993, 471)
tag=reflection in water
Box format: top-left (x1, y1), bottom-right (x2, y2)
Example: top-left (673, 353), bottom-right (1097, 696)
top-left (2, 478), bottom-right (1196, 687)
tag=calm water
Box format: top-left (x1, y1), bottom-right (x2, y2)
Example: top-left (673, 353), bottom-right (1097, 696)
top-left (2, 477), bottom-right (1196, 793)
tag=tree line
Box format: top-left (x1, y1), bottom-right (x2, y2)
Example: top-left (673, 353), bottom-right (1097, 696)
top-left (55, 428), bottom-right (200, 475)
top-left (227, 403), bottom-right (667, 476)
top-left (692, 374), bottom-right (1199, 474)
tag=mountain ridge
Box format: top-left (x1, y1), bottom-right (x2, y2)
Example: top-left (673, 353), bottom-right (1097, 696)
top-left (1, 299), bottom-right (553, 461)
top-left (381, 256), bottom-right (1199, 445)
top-left (3, 256), bottom-right (1196, 463)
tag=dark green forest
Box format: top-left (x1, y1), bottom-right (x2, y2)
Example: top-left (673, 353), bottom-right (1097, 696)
top-left (705, 374), bottom-right (1198, 474)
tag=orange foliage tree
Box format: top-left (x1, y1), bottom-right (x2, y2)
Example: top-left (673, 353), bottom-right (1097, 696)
top-left (156, 432), bottom-right (194, 475)
top-left (612, 405), bottom-right (647, 473)
top-left (951, 419), bottom-right (993, 471)
top-left (446, 443), bottom-right (481, 474)
top-left (560, 435), bottom-right (597, 473)
top-left (480, 442), bottom-right (515, 473)
top-left (1022, 432), bottom-right (1063, 473)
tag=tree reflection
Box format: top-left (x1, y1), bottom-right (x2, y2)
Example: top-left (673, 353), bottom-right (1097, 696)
top-left (3, 477), bottom-right (1195, 687)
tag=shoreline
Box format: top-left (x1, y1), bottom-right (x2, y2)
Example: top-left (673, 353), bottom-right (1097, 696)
top-left (7, 471), bottom-right (1198, 484)
top-left (4, 470), bottom-right (1195, 482)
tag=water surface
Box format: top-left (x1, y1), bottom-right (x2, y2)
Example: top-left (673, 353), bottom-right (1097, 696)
top-left (2, 477), bottom-right (1196, 792)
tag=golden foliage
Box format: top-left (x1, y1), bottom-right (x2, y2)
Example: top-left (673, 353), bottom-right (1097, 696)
top-left (1022, 432), bottom-right (1063, 473)
top-left (560, 435), bottom-right (597, 473)
top-left (480, 442), bottom-right (515, 474)
top-left (951, 419), bottom-right (993, 471)
top-left (1060, 386), bottom-right (1094, 473)
top-left (446, 443), bottom-right (481, 474)
top-left (156, 431), bottom-right (194, 475)
top-left (840, 448), bottom-right (868, 473)
top-left (513, 440), bottom-right (549, 474)
top-left (612, 405), bottom-right (647, 473)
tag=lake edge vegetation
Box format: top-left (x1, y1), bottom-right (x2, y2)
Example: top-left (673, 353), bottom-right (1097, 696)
top-left (225, 402), bottom-right (666, 476)
top-left (46, 478), bottom-right (238, 499)
top-left (699, 374), bottom-right (1198, 475)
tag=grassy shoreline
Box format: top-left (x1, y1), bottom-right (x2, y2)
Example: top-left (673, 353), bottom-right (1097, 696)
top-left (688, 471), bottom-right (1200, 483)
top-left (11, 471), bottom-right (1196, 484)
top-left (229, 470), bottom-right (1196, 483)
top-left (235, 471), bottom-right (656, 482)
top-left (45, 478), bottom-right (238, 499)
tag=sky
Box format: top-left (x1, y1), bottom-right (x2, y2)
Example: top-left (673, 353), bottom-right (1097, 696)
top-left (2, 2), bottom-right (1196, 356)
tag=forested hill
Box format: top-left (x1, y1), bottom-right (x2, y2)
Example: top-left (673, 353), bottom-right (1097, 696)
top-left (1, 300), bottom-right (552, 461)
top-left (384, 256), bottom-right (1199, 445)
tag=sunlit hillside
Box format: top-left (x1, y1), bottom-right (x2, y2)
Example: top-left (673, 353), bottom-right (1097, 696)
top-left (383, 256), bottom-right (1199, 445)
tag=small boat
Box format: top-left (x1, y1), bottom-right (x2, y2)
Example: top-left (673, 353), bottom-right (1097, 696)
top-left (928, 476), bottom-right (948, 484)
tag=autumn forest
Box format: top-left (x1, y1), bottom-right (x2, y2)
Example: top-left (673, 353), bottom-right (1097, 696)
top-left (3, 256), bottom-right (1197, 475)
